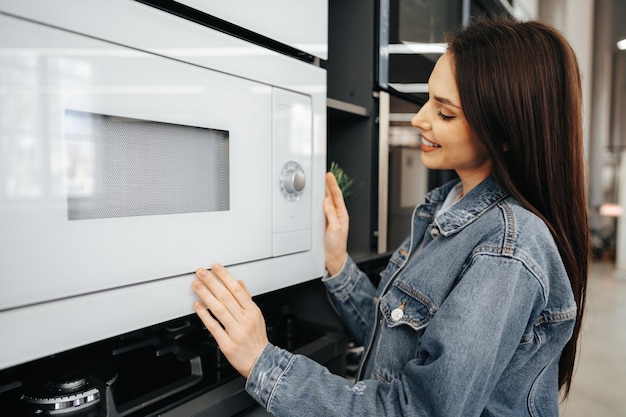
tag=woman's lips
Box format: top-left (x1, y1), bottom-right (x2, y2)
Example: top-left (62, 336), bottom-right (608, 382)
top-left (420, 137), bottom-right (441, 152)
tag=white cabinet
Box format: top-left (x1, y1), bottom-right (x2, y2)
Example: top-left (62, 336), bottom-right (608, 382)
top-left (176, 0), bottom-right (328, 59)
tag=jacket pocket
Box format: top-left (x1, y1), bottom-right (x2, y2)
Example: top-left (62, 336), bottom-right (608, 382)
top-left (372, 281), bottom-right (437, 382)
top-left (380, 280), bottom-right (436, 330)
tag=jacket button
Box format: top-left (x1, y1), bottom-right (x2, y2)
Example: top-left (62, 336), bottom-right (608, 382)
top-left (430, 228), bottom-right (440, 239)
top-left (391, 307), bottom-right (404, 322)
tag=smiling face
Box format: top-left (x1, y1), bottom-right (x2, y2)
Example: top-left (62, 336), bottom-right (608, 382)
top-left (411, 52), bottom-right (493, 193)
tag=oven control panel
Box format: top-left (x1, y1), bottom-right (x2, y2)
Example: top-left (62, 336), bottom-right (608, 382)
top-left (272, 89), bottom-right (313, 257)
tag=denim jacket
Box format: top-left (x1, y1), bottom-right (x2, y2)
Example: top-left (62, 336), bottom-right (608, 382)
top-left (246, 177), bottom-right (576, 417)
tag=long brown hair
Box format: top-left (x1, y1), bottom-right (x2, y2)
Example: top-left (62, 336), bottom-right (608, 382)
top-left (445, 16), bottom-right (589, 398)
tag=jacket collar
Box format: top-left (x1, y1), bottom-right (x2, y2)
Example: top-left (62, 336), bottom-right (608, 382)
top-left (425, 176), bottom-right (509, 237)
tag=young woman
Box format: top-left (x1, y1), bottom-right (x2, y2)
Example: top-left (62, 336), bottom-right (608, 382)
top-left (192, 16), bottom-right (589, 416)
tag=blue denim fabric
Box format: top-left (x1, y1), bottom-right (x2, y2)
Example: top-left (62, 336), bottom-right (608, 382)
top-left (246, 177), bottom-right (576, 417)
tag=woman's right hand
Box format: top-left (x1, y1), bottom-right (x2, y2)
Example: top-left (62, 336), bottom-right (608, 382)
top-left (323, 172), bottom-right (349, 276)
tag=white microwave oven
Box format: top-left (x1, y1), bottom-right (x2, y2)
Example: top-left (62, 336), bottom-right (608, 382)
top-left (0, 0), bottom-right (326, 370)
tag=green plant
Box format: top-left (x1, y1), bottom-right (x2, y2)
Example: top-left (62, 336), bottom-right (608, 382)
top-left (330, 161), bottom-right (359, 198)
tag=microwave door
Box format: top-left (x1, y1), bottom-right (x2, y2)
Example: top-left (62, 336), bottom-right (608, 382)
top-left (0, 14), bottom-right (274, 311)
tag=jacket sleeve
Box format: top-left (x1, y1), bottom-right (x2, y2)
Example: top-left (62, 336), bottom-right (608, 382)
top-left (320, 255), bottom-right (378, 345)
top-left (245, 254), bottom-right (548, 417)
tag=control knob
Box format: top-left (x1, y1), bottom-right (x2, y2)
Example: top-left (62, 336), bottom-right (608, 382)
top-left (279, 161), bottom-right (306, 200)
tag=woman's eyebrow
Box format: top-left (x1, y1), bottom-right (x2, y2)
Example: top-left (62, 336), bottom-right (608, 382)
top-left (434, 95), bottom-right (461, 109)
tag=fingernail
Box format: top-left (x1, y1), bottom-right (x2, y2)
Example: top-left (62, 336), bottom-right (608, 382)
top-left (193, 281), bottom-right (203, 290)
top-left (212, 263), bottom-right (223, 273)
top-left (196, 268), bottom-right (208, 278)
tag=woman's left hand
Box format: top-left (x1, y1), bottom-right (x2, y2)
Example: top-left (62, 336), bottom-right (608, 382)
top-left (192, 263), bottom-right (269, 378)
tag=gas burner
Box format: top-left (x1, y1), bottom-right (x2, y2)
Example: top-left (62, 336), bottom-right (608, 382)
top-left (20, 359), bottom-right (117, 416)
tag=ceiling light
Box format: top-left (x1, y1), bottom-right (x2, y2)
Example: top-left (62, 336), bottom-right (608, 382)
top-left (618, 39), bottom-right (626, 50)
top-left (388, 42), bottom-right (447, 55)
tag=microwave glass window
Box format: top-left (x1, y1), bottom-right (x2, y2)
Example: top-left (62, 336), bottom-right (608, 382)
top-left (64, 110), bottom-right (229, 220)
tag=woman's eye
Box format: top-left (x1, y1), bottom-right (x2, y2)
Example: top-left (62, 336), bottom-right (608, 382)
top-left (437, 110), bottom-right (454, 121)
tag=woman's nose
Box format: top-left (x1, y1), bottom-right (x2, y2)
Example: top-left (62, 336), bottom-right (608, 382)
top-left (411, 105), bottom-right (428, 130)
